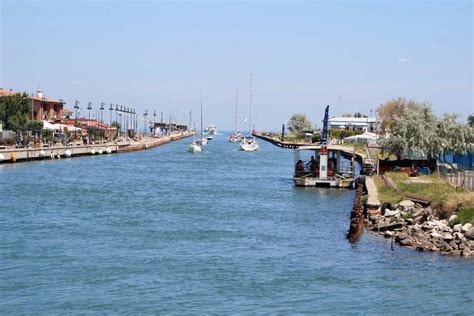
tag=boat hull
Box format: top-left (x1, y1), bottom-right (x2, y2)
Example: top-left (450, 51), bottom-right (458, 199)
top-left (293, 176), bottom-right (354, 188)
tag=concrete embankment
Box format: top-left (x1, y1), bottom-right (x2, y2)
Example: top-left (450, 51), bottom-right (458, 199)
top-left (0, 132), bottom-right (193, 163)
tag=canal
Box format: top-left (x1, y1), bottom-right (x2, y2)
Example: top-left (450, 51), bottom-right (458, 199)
top-left (1, 134), bottom-right (472, 313)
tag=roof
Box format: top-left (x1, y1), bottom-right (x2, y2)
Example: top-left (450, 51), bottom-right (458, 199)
top-left (0, 90), bottom-right (17, 96)
top-left (30, 96), bottom-right (64, 104)
top-left (329, 117), bottom-right (376, 125)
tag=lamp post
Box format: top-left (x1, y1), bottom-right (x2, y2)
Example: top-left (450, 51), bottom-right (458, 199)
top-left (144, 110), bottom-right (148, 136)
top-left (153, 110), bottom-right (157, 135)
top-left (87, 102), bottom-right (93, 127)
top-left (100, 103), bottom-right (105, 123)
top-left (109, 103), bottom-right (113, 125)
top-left (74, 101), bottom-right (80, 123)
top-left (115, 105), bottom-right (119, 136)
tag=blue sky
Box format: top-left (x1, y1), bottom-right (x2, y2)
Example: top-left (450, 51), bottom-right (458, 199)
top-left (1, 0), bottom-right (472, 130)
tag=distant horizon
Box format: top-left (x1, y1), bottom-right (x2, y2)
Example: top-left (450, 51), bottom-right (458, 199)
top-left (1, 0), bottom-right (472, 130)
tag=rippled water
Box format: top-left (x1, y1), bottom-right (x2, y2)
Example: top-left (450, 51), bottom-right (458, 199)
top-left (1, 135), bottom-right (473, 313)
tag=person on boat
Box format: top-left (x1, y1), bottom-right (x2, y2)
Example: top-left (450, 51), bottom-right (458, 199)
top-left (295, 160), bottom-right (304, 172)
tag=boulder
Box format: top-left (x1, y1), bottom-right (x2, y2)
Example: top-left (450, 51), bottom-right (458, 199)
top-left (449, 241), bottom-right (458, 250)
top-left (396, 232), bottom-right (409, 241)
top-left (412, 208), bottom-right (424, 218)
top-left (399, 237), bottom-right (414, 247)
top-left (462, 247), bottom-right (472, 257)
top-left (461, 223), bottom-right (472, 234)
top-left (443, 233), bottom-right (454, 241)
top-left (399, 200), bottom-right (415, 210)
top-left (465, 227), bottom-right (474, 240)
top-left (430, 232), bottom-right (443, 239)
top-left (384, 230), bottom-right (394, 238)
top-left (453, 224), bottom-right (463, 232)
top-left (384, 210), bottom-right (401, 217)
top-left (449, 215), bottom-right (458, 222)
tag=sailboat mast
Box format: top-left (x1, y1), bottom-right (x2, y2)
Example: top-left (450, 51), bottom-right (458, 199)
top-left (249, 72), bottom-right (253, 134)
top-left (236, 91), bottom-right (239, 132)
top-left (200, 90), bottom-right (203, 139)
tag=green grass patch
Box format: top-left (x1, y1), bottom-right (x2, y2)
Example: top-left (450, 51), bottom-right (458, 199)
top-left (373, 175), bottom-right (403, 205)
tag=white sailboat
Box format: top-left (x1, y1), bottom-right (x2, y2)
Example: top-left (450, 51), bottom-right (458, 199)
top-left (240, 73), bottom-right (259, 151)
top-left (229, 91), bottom-right (244, 143)
top-left (196, 90), bottom-right (207, 146)
top-left (187, 91), bottom-right (204, 153)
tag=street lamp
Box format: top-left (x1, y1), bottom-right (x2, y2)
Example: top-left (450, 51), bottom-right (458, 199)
top-left (100, 102), bottom-right (105, 123)
top-left (109, 103), bottom-right (114, 125)
top-left (74, 101), bottom-right (80, 122)
top-left (144, 110), bottom-right (148, 136)
top-left (87, 102), bottom-right (93, 127)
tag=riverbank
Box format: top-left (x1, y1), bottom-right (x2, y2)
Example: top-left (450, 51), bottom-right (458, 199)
top-left (363, 174), bottom-right (474, 256)
top-left (0, 131), bottom-right (193, 163)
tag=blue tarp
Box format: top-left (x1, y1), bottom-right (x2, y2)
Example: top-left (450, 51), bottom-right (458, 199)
top-left (441, 152), bottom-right (474, 169)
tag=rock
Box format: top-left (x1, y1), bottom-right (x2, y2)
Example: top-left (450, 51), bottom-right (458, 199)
top-left (454, 232), bottom-right (465, 241)
top-left (449, 215), bottom-right (458, 222)
top-left (384, 230), bottom-right (394, 238)
top-left (399, 200), bottom-right (415, 210)
top-left (396, 232), bottom-right (409, 241)
top-left (453, 224), bottom-right (463, 232)
top-left (430, 232), bottom-right (443, 239)
top-left (412, 208), bottom-right (424, 218)
top-left (469, 241), bottom-right (474, 251)
top-left (405, 218), bottom-right (414, 225)
top-left (424, 207), bottom-right (434, 216)
top-left (461, 223), bottom-right (472, 234)
top-left (417, 241), bottom-right (434, 251)
top-left (443, 233), bottom-right (454, 241)
top-left (458, 243), bottom-right (465, 250)
top-left (465, 227), bottom-right (474, 240)
top-left (449, 241), bottom-right (458, 250)
top-left (451, 250), bottom-right (462, 256)
top-left (399, 238), bottom-right (414, 247)
top-left (384, 210), bottom-right (401, 217)
top-left (462, 247), bottom-right (472, 257)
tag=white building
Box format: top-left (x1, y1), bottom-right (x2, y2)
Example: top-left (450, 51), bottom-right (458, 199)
top-left (328, 117), bottom-right (377, 132)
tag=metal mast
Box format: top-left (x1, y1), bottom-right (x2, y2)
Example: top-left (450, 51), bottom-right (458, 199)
top-left (249, 72), bottom-right (253, 133)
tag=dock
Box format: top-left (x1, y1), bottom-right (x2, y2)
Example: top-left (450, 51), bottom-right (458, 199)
top-left (0, 132), bottom-right (193, 163)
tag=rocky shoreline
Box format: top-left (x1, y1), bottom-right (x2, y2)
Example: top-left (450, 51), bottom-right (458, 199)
top-left (366, 200), bottom-right (474, 256)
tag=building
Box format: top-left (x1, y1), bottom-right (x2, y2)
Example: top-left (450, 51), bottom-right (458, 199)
top-left (30, 89), bottom-right (66, 121)
top-left (328, 117), bottom-right (377, 132)
top-left (1, 88), bottom-right (67, 121)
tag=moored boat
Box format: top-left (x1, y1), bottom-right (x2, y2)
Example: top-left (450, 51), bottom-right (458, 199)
top-left (293, 145), bottom-right (355, 188)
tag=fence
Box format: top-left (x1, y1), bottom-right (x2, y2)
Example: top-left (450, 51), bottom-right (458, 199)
top-left (439, 164), bottom-right (474, 191)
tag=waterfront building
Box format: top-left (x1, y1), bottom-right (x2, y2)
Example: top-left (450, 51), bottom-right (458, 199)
top-left (328, 117), bottom-right (377, 132)
top-left (30, 89), bottom-right (66, 121)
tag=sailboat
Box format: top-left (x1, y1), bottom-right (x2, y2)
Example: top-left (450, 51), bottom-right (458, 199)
top-left (229, 91), bottom-right (244, 143)
top-left (196, 90), bottom-right (207, 146)
top-left (240, 73), bottom-right (259, 151)
top-left (187, 92), bottom-right (204, 153)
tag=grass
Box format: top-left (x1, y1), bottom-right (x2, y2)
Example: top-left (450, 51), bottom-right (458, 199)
top-left (373, 172), bottom-right (474, 218)
top-left (373, 175), bottom-right (403, 205)
top-left (448, 207), bottom-right (474, 226)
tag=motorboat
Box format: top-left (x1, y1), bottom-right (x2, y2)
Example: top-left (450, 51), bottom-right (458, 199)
top-left (205, 123), bottom-right (217, 135)
top-left (240, 136), bottom-right (259, 151)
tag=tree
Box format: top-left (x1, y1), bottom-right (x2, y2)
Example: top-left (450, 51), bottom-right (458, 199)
top-left (379, 103), bottom-right (473, 159)
top-left (0, 93), bottom-right (31, 130)
top-left (341, 112), bottom-right (353, 117)
top-left (468, 114), bottom-right (474, 127)
top-left (354, 112), bottom-right (368, 118)
top-left (287, 113), bottom-right (312, 134)
top-left (376, 97), bottom-right (427, 134)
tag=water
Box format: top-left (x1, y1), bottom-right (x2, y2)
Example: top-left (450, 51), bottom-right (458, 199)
top-left (1, 135), bottom-right (473, 313)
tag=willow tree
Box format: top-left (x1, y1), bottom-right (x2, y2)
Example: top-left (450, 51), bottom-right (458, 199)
top-left (380, 103), bottom-right (473, 159)
top-left (376, 97), bottom-right (428, 134)
top-left (287, 113), bottom-right (312, 134)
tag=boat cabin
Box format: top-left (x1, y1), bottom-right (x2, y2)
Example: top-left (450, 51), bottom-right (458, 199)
top-left (293, 145), bottom-right (355, 188)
